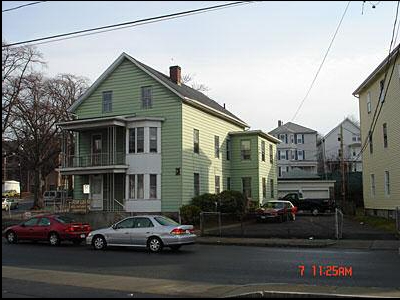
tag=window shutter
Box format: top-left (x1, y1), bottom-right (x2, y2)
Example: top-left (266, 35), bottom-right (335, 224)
top-left (295, 150), bottom-right (298, 160)
top-left (286, 150), bottom-right (289, 160)
top-left (303, 150), bottom-right (305, 160)
top-left (302, 134), bottom-right (304, 144)
top-left (294, 134), bottom-right (297, 144)
top-left (278, 150), bottom-right (281, 160)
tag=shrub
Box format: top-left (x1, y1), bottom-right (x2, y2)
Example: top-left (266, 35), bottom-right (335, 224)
top-left (180, 204), bottom-right (201, 225)
top-left (218, 190), bottom-right (246, 216)
top-left (191, 193), bottom-right (218, 212)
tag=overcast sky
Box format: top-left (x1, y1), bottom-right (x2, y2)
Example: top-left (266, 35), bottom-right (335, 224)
top-left (2, 1), bottom-right (399, 135)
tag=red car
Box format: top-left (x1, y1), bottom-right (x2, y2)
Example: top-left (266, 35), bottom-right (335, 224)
top-left (255, 200), bottom-right (297, 222)
top-left (3, 214), bottom-right (91, 246)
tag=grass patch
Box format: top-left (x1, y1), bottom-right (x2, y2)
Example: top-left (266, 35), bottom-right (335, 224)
top-left (353, 214), bottom-right (398, 234)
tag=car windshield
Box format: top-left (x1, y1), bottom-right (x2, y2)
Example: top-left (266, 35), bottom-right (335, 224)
top-left (154, 216), bottom-right (179, 226)
top-left (263, 202), bottom-right (284, 209)
top-left (55, 215), bottom-right (74, 224)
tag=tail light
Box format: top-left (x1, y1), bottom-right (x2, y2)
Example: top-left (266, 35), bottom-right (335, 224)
top-left (65, 225), bottom-right (75, 233)
top-left (170, 228), bottom-right (192, 235)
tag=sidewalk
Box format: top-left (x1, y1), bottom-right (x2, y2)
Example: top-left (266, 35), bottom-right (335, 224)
top-left (196, 236), bottom-right (400, 250)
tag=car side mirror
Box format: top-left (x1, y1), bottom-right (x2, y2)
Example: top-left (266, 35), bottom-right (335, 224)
top-left (112, 224), bottom-right (117, 230)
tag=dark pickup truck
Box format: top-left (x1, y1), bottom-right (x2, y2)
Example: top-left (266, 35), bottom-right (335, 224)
top-left (279, 193), bottom-right (336, 215)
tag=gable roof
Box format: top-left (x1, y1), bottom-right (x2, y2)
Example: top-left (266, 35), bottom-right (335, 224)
top-left (269, 122), bottom-right (317, 135)
top-left (69, 53), bottom-right (248, 128)
top-left (323, 118), bottom-right (360, 139)
top-left (353, 43), bottom-right (400, 96)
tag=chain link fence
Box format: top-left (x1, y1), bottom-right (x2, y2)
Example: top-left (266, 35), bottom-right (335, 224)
top-left (200, 211), bottom-right (340, 239)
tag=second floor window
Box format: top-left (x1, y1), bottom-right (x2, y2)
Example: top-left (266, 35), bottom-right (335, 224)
top-left (214, 136), bottom-right (220, 158)
top-left (269, 144), bottom-right (273, 163)
top-left (367, 92), bottom-right (371, 113)
top-left (129, 129), bottom-right (135, 153)
top-left (261, 141), bottom-right (265, 162)
top-left (241, 140), bottom-right (251, 160)
top-left (150, 127), bottom-right (158, 153)
top-left (383, 123), bottom-right (388, 148)
top-left (194, 129), bottom-right (199, 154)
top-left (137, 127), bottom-right (144, 153)
top-left (102, 91), bottom-right (112, 113)
top-left (141, 86), bottom-right (153, 109)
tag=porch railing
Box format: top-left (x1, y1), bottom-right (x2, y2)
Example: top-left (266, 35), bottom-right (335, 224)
top-left (63, 152), bottom-right (125, 168)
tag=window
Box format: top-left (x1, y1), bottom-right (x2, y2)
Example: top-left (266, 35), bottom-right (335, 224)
top-left (281, 151), bottom-right (286, 160)
top-left (385, 171), bottom-right (390, 196)
top-left (383, 123), bottom-right (388, 148)
top-left (279, 134), bottom-right (286, 143)
top-left (262, 177), bottom-right (266, 200)
top-left (261, 141), bottom-right (265, 162)
top-left (214, 136), bottom-right (220, 158)
top-left (298, 150), bottom-right (304, 160)
top-left (215, 176), bottom-right (220, 194)
top-left (269, 144), bottom-right (273, 163)
top-left (227, 177), bottom-right (231, 191)
top-left (290, 134), bottom-right (294, 144)
top-left (270, 179), bottom-right (274, 198)
top-left (133, 217), bottom-right (154, 228)
top-left (241, 140), bottom-right (251, 160)
top-left (137, 127), bottom-right (144, 153)
top-left (150, 174), bottom-right (157, 199)
top-left (369, 131), bottom-right (373, 154)
top-left (137, 174), bottom-right (144, 199)
top-left (352, 136), bottom-right (357, 142)
top-left (194, 129), bottom-right (199, 154)
top-left (116, 218), bottom-right (134, 229)
top-left (129, 175), bottom-right (135, 199)
top-left (296, 134), bottom-right (304, 144)
top-left (226, 138), bottom-right (231, 161)
top-left (370, 174), bottom-right (375, 198)
top-left (38, 218), bottom-right (51, 226)
top-left (150, 127), bottom-right (158, 153)
top-left (379, 80), bottom-right (385, 102)
top-left (102, 91), bottom-right (112, 113)
top-left (129, 129), bottom-right (136, 153)
top-left (23, 218), bottom-right (39, 227)
top-left (141, 86), bottom-right (153, 109)
top-left (242, 177), bottom-right (252, 199)
top-left (367, 92), bottom-right (371, 113)
top-left (194, 173), bottom-right (200, 196)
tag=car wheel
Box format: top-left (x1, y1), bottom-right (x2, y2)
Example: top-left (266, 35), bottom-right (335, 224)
top-left (6, 231), bottom-right (17, 244)
top-left (148, 237), bottom-right (163, 253)
top-left (312, 208), bottom-right (319, 216)
top-left (170, 245), bottom-right (182, 251)
top-left (49, 232), bottom-right (60, 246)
top-left (92, 235), bottom-right (106, 250)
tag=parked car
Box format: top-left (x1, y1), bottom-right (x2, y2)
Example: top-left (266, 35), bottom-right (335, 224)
top-left (87, 215), bottom-right (196, 253)
top-left (255, 200), bottom-right (297, 222)
top-left (279, 192), bottom-right (336, 216)
top-left (3, 215), bottom-right (91, 246)
top-left (2, 190), bottom-right (19, 198)
top-left (2, 197), bottom-right (19, 210)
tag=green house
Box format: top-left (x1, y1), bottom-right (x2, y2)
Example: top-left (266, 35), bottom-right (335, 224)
top-left (58, 53), bottom-right (280, 213)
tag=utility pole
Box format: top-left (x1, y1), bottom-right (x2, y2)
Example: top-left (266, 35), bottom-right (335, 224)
top-left (340, 124), bottom-right (345, 208)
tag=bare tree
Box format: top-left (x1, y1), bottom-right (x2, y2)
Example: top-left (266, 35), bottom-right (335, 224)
top-left (2, 41), bottom-right (45, 138)
top-left (181, 73), bottom-right (210, 92)
top-left (10, 73), bottom-right (89, 208)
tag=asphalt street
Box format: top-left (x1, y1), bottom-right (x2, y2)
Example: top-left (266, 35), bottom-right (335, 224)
top-left (2, 239), bottom-right (400, 289)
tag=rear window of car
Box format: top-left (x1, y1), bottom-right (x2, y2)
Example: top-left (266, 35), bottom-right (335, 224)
top-left (263, 202), bottom-right (284, 209)
top-left (154, 216), bottom-right (179, 226)
top-left (55, 216), bottom-right (74, 224)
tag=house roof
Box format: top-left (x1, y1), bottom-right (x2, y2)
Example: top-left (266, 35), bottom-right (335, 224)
top-left (353, 43), bottom-right (400, 96)
top-left (229, 130), bottom-right (281, 144)
top-left (269, 122), bottom-right (317, 135)
top-left (323, 118), bottom-right (360, 140)
top-left (69, 53), bottom-right (248, 128)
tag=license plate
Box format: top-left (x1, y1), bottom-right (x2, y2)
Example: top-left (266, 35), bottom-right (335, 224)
top-left (80, 234), bottom-right (86, 238)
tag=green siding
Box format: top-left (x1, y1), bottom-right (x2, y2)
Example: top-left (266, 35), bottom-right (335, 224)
top-left (181, 104), bottom-right (244, 205)
top-left (73, 58), bottom-right (182, 212)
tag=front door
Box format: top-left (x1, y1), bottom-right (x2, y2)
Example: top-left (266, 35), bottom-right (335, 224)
top-left (90, 175), bottom-right (103, 210)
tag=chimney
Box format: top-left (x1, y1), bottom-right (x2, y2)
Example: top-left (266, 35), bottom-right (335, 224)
top-left (278, 120), bottom-right (282, 127)
top-left (169, 66), bottom-right (181, 85)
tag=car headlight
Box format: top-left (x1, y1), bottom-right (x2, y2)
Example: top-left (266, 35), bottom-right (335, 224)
top-left (88, 232), bottom-right (93, 237)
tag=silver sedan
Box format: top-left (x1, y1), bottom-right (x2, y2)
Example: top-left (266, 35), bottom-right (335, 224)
top-left (86, 215), bottom-right (196, 253)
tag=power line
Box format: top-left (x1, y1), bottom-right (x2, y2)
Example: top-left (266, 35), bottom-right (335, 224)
top-left (352, 1), bottom-right (399, 163)
top-left (2, 1), bottom-right (252, 48)
top-left (291, 1), bottom-right (351, 121)
top-left (2, 1), bottom-right (46, 13)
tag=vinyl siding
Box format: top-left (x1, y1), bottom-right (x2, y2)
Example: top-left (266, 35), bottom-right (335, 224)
top-left (73, 58), bottom-right (182, 212)
top-left (181, 103), bottom-right (244, 205)
top-left (358, 60), bottom-right (400, 210)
